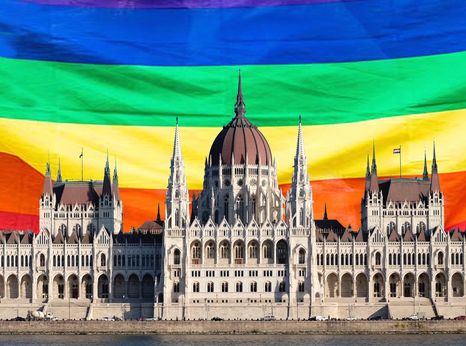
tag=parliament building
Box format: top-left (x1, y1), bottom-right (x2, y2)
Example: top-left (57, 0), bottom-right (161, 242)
top-left (0, 74), bottom-right (465, 320)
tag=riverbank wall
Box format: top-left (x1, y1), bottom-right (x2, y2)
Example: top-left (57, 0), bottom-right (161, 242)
top-left (0, 320), bottom-right (465, 335)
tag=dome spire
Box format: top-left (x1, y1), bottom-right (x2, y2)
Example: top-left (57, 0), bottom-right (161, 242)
top-left (234, 69), bottom-right (246, 118)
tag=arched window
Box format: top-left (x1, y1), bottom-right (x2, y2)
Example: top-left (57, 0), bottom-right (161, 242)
top-left (248, 242), bottom-right (258, 259)
top-left (298, 282), bottom-right (305, 292)
top-left (438, 252), bottom-right (444, 265)
top-left (207, 282), bottom-right (214, 293)
top-left (279, 282), bottom-right (286, 292)
top-left (40, 254), bottom-right (46, 267)
top-left (298, 249), bottom-right (306, 264)
top-left (191, 242), bottom-right (201, 261)
top-left (100, 254), bottom-right (106, 267)
top-left (222, 282), bottom-right (228, 293)
top-left (174, 249), bottom-right (181, 265)
top-left (251, 195), bottom-right (256, 219)
top-left (265, 281), bottom-right (272, 292)
top-left (236, 282), bottom-right (243, 292)
top-left (220, 242), bottom-right (230, 259)
top-left (206, 242), bottom-right (215, 259)
top-left (223, 195), bottom-right (229, 219)
top-left (404, 222), bottom-right (411, 233)
top-left (250, 282), bottom-right (257, 292)
top-left (193, 282), bottom-right (200, 293)
top-left (387, 221), bottom-right (396, 233)
top-left (235, 195), bottom-right (244, 222)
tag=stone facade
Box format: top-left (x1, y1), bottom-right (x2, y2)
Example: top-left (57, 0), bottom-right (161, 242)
top-left (0, 74), bottom-right (465, 321)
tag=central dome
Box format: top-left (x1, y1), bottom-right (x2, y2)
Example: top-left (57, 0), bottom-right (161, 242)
top-left (208, 73), bottom-right (272, 166)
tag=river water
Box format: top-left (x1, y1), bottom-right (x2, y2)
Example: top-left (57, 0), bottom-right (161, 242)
top-left (0, 334), bottom-right (464, 346)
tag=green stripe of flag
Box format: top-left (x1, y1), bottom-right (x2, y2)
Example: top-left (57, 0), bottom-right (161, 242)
top-left (1, 51), bottom-right (466, 127)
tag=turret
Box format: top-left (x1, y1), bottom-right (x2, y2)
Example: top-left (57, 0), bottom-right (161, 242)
top-left (165, 117), bottom-right (190, 228)
top-left (288, 115), bottom-right (313, 228)
top-left (430, 143), bottom-right (440, 192)
top-left (423, 150), bottom-right (429, 181)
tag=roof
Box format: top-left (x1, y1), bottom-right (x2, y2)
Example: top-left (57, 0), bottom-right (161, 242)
top-left (315, 219), bottom-right (345, 234)
top-left (208, 73), bottom-right (272, 166)
top-left (138, 219), bottom-right (164, 235)
top-left (378, 178), bottom-right (430, 204)
top-left (388, 229), bottom-right (400, 242)
top-left (54, 180), bottom-right (102, 206)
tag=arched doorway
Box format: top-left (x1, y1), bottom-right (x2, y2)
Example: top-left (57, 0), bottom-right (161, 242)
top-left (113, 274), bottom-right (126, 299)
top-left (435, 273), bottom-right (446, 297)
top-left (403, 273), bottom-right (415, 298)
top-left (142, 274), bottom-right (154, 299)
top-left (355, 273), bottom-right (368, 298)
top-left (81, 275), bottom-right (92, 299)
top-left (373, 273), bottom-right (384, 298)
top-left (98, 274), bottom-right (109, 299)
top-left (37, 275), bottom-right (48, 301)
top-left (127, 274), bottom-right (140, 299)
top-left (7, 275), bottom-right (18, 299)
top-left (68, 275), bottom-right (79, 299)
top-left (326, 273), bottom-right (338, 298)
top-left (452, 273), bottom-right (464, 297)
top-left (53, 275), bottom-right (65, 299)
top-left (418, 273), bottom-right (430, 298)
top-left (20, 275), bottom-right (32, 299)
top-left (389, 273), bottom-right (401, 298)
top-left (341, 273), bottom-right (353, 297)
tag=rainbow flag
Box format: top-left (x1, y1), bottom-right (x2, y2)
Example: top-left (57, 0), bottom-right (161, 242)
top-left (1, 0), bottom-right (466, 232)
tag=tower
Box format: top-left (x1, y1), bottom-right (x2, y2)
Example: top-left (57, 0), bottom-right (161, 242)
top-left (165, 117), bottom-right (190, 229)
top-left (287, 115), bottom-right (313, 227)
top-left (39, 161), bottom-right (55, 233)
top-left (99, 153), bottom-right (115, 233)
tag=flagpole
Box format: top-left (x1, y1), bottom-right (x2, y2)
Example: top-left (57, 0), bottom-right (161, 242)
top-left (81, 148), bottom-right (83, 181)
top-left (399, 145), bottom-right (402, 178)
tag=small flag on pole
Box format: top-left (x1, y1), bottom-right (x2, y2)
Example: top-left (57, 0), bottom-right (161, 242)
top-left (79, 148), bottom-right (83, 158)
top-left (393, 147), bottom-right (401, 154)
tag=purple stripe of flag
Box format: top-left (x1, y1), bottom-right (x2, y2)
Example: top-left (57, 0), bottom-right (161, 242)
top-left (22, 0), bottom-right (352, 9)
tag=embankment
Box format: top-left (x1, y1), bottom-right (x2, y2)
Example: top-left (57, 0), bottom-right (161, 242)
top-left (0, 320), bottom-right (465, 335)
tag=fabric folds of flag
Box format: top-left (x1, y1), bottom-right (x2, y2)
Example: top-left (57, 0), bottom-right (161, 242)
top-left (1, 0), bottom-right (466, 231)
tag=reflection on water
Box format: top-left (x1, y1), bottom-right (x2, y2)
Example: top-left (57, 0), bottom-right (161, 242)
top-left (0, 334), bottom-right (465, 346)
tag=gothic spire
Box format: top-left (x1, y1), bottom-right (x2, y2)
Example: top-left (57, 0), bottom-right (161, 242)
top-left (431, 142), bottom-right (440, 192)
top-left (295, 114), bottom-right (305, 159)
top-left (102, 151), bottom-right (112, 197)
top-left (42, 161), bottom-right (53, 196)
top-left (323, 203), bottom-right (328, 220)
top-left (371, 141), bottom-right (377, 174)
top-left (423, 150), bottom-right (429, 181)
top-left (364, 154), bottom-right (371, 192)
top-left (112, 158), bottom-right (120, 200)
top-left (172, 116), bottom-right (183, 163)
top-left (234, 70), bottom-right (246, 118)
top-left (156, 203), bottom-right (161, 222)
top-left (56, 158), bottom-right (62, 183)
top-left (369, 143), bottom-right (379, 193)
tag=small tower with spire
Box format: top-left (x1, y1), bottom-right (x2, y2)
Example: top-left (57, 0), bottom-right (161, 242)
top-left (39, 160), bottom-right (55, 233)
top-left (234, 69), bottom-right (246, 118)
top-left (99, 152), bottom-right (116, 233)
top-left (287, 115), bottom-right (313, 228)
top-left (56, 158), bottom-right (62, 183)
top-left (429, 142), bottom-right (443, 229)
top-left (165, 117), bottom-right (190, 228)
top-left (362, 143), bottom-right (382, 232)
top-left (423, 150), bottom-right (429, 181)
